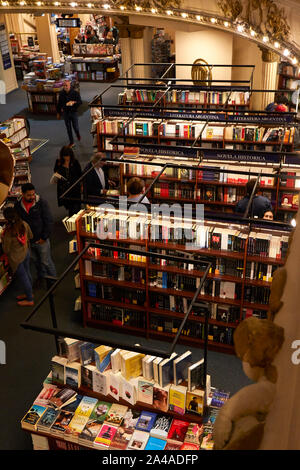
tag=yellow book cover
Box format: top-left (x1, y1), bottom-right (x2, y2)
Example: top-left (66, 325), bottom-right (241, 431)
top-left (67, 414), bottom-right (89, 434)
top-left (169, 385), bottom-right (187, 415)
top-left (94, 345), bottom-right (112, 363)
top-left (123, 353), bottom-right (145, 380)
top-left (186, 389), bottom-right (205, 416)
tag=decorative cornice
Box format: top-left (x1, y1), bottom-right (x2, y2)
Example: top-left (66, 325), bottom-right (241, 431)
top-left (259, 46), bottom-right (281, 63)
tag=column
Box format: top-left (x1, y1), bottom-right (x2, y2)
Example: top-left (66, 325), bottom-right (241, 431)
top-left (35, 14), bottom-right (60, 63)
top-left (259, 47), bottom-right (280, 110)
top-left (0, 14), bottom-right (18, 94)
top-left (129, 25), bottom-right (145, 81)
top-left (118, 24), bottom-right (132, 79)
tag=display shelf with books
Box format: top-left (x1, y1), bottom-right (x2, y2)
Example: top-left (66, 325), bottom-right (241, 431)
top-left (73, 206), bottom-right (291, 354)
top-left (20, 340), bottom-right (230, 450)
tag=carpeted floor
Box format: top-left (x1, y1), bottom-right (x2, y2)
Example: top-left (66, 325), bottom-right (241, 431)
top-left (0, 81), bottom-right (252, 450)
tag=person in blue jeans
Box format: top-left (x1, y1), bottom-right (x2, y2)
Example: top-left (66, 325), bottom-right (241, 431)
top-left (14, 183), bottom-right (57, 289)
top-left (2, 207), bottom-right (34, 306)
top-left (56, 80), bottom-right (82, 148)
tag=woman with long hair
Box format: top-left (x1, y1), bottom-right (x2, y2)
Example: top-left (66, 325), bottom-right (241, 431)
top-left (54, 146), bottom-right (82, 216)
top-left (1, 206), bottom-right (34, 306)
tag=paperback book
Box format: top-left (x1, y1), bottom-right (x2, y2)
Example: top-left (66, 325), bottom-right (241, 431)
top-left (135, 411), bottom-right (157, 432)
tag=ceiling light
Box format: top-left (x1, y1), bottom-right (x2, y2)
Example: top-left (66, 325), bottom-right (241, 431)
top-left (70, 2), bottom-right (77, 6)
top-left (151, 8), bottom-right (156, 13)
top-left (224, 21), bottom-right (229, 27)
top-left (103, 3), bottom-right (110, 8)
top-left (250, 30), bottom-right (256, 37)
top-left (283, 48), bottom-right (290, 56)
top-left (19, 0), bottom-right (25, 4)
top-left (119, 5), bottom-right (125, 9)
top-left (196, 15), bottom-right (201, 21)
top-left (181, 13), bottom-right (188, 18)
top-left (274, 41), bottom-right (279, 48)
top-left (87, 2), bottom-right (92, 6)
top-left (263, 36), bottom-right (269, 42)
top-left (292, 57), bottom-right (298, 64)
top-left (1, 1), bottom-right (8, 4)
top-left (166, 10), bottom-right (173, 15)
top-left (135, 5), bottom-right (142, 11)
top-left (237, 24), bottom-right (244, 32)
top-left (36, 1), bottom-right (42, 4)
top-left (54, 1), bottom-right (60, 5)
top-left (210, 17), bottom-right (216, 23)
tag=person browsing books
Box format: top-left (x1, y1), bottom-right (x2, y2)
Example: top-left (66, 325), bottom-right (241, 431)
top-left (127, 177), bottom-right (150, 204)
top-left (1, 207), bottom-right (34, 306)
top-left (235, 179), bottom-right (273, 218)
top-left (263, 209), bottom-right (274, 221)
top-left (53, 146), bottom-right (82, 216)
top-left (56, 79), bottom-right (82, 147)
top-left (14, 183), bottom-right (56, 289)
top-left (83, 152), bottom-right (116, 200)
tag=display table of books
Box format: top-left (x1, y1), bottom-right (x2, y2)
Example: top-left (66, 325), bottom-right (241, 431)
top-left (21, 339), bottom-right (229, 451)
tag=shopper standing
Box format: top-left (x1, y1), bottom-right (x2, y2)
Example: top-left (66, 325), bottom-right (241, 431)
top-left (1, 207), bottom-right (34, 306)
top-left (57, 79), bottom-right (82, 148)
top-left (53, 146), bottom-right (82, 216)
top-left (14, 183), bottom-right (57, 288)
top-left (235, 179), bottom-right (273, 218)
top-left (83, 152), bottom-right (116, 199)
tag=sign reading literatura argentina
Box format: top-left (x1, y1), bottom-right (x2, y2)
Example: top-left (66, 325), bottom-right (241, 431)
top-left (103, 108), bottom-right (296, 125)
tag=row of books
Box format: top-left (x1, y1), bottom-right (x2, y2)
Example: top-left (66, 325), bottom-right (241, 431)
top-left (150, 182), bottom-right (245, 203)
top-left (31, 103), bottom-right (57, 113)
top-left (72, 43), bottom-right (114, 56)
top-left (31, 94), bottom-right (55, 103)
top-left (77, 71), bottom-right (105, 81)
top-left (80, 210), bottom-right (289, 259)
top-left (120, 89), bottom-right (250, 105)
top-left (22, 378), bottom-right (226, 450)
top-left (0, 117), bottom-right (26, 138)
top-left (97, 118), bottom-right (295, 144)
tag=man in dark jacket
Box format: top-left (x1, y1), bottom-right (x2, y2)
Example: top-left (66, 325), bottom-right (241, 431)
top-left (235, 178), bottom-right (273, 218)
top-left (57, 79), bottom-right (82, 147)
top-left (14, 183), bottom-right (57, 287)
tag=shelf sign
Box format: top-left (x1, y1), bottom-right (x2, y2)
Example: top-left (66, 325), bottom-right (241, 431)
top-left (56, 18), bottom-right (81, 28)
top-left (103, 107), bottom-right (295, 124)
top-left (0, 24), bottom-right (11, 70)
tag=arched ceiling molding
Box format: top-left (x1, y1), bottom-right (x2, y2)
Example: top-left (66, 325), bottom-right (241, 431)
top-left (1, 3), bottom-right (299, 64)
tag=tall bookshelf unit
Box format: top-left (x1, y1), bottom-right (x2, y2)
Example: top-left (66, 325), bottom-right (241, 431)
top-left (75, 208), bottom-right (290, 355)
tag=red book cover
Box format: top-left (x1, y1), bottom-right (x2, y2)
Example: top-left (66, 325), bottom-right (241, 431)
top-left (183, 125), bottom-right (189, 138)
top-left (286, 172), bottom-right (296, 188)
top-left (167, 419), bottom-right (190, 444)
top-left (180, 442), bottom-right (200, 450)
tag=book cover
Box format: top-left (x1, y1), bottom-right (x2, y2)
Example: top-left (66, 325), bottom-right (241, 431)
top-left (165, 442), bottom-right (182, 450)
top-left (184, 422), bottom-right (203, 445)
top-left (89, 401), bottom-right (112, 423)
top-left (188, 359), bottom-right (205, 391)
top-left (169, 384), bottom-right (187, 415)
top-left (75, 396), bottom-right (98, 418)
top-left (81, 364), bottom-right (95, 389)
top-left (48, 387), bottom-right (77, 410)
top-left (109, 409), bottom-right (140, 450)
top-left (94, 424), bottom-right (118, 448)
top-left (50, 410), bottom-right (74, 434)
top-left (105, 403), bottom-right (128, 426)
top-left (122, 352), bottom-right (145, 380)
top-left (153, 383), bottom-right (170, 413)
top-left (136, 411), bottom-right (157, 432)
top-left (210, 390), bottom-right (230, 408)
top-left (51, 356), bottom-right (68, 386)
top-left (94, 345), bottom-right (114, 373)
top-left (159, 352), bottom-right (177, 388)
top-left (62, 394), bottom-right (83, 413)
top-left (186, 389), bottom-right (205, 416)
top-left (150, 414), bottom-right (173, 440)
top-left (21, 404), bottom-right (47, 431)
top-left (92, 369), bottom-right (110, 395)
top-left (79, 342), bottom-right (95, 366)
top-left (120, 376), bottom-right (137, 406)
top-left (65, 362), bottom-right (81, 388)
top-left (173, 351), bottom-right (193, 385)
top-left (167, 419), bottom-right (190, 444)
top-left (145, 436), bottom-right (166, 450)
top-left (33, 385), bottom-right (58, 407)
top-left (108, 371), bottom-right (122, 401)
top-left (137, 379), bottom-right (154, 405)
top-left (127, 430), bottom-right (149, 450)
top-left (36, 407), bottom-right (60, 431)
top-left (78, 420), bottom-right (103, 446)
top-left (180, 442), bottom-right (200, 450)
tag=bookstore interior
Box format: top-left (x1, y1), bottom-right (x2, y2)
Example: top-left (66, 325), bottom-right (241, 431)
top-left (1, 0), bottom-right (300, 453)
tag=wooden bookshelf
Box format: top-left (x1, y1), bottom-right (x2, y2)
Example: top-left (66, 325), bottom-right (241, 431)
top-left (25, 89), bottom-right (60, 115)
top-left (75, 209), bottom-right (290, 354)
